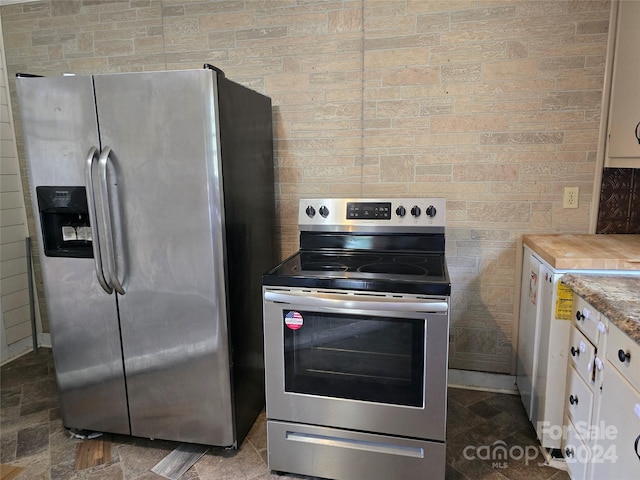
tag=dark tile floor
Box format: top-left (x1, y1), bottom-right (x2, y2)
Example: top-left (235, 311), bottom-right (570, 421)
top-left (1, 349), bottom-right (569, 480)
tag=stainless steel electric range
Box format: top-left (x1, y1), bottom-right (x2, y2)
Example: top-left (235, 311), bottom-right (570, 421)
top-left (262, 198), bottom-right (451, 480)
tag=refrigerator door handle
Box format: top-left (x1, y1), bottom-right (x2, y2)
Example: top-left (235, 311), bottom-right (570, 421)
top-left (98, 146), bottom-right (126, 295)
top-left (84, 147), bottom-right (113, 294)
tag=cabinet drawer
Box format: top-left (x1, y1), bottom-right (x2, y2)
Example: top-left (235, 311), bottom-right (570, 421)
top-left (606, 322), bottom-right (640, 392)
top-left (266, 420), bottom-right (446, 480)
top-left (566, 366), bottom-right (594, 435)
top-left (569, 326), bottom-right (597, 385)
top-left (562, 415), bottom-right (590, 480)
top-left (573, 295), bottom-right (600, 345)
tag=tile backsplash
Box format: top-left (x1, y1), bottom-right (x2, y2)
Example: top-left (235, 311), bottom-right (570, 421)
top-left (597, 168), bottom-right (640, 234)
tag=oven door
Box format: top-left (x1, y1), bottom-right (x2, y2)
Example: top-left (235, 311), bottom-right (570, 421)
top-left (263, 287), bottom-right (449, 441)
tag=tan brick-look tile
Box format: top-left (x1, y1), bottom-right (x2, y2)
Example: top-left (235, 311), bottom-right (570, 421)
top-left (1, 0), bottom-right (611, 375)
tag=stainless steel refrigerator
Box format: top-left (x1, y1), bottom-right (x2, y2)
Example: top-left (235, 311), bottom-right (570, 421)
top-left (15, 67), bottom-right (276, 447)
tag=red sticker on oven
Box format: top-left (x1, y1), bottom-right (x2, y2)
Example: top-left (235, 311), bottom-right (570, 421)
top-left (285, 311), bottom-right (304, 330)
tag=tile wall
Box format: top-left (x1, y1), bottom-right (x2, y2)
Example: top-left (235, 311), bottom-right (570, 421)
top-left (0, 0), bottom-right (612, 374)
top-left (0, 23), bottom-right (38, 360)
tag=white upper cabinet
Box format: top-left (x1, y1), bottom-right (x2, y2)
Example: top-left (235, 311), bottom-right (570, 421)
top-left (605, 0), bottom-right (640, 168)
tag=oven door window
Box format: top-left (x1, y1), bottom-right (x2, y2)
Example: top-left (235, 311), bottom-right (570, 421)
top-left (283, 310), bottom-right (424, 407)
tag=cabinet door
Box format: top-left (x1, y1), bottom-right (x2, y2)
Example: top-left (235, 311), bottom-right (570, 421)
top-left (607, 322), bottom-right (640, 392)
top-left (605, 0), bottom-right (640, 168)
top-left (591, 363), bottom-right (640, 480)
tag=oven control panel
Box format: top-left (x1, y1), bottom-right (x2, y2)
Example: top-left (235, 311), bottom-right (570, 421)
top-left (299, 198), bottom-right (446, 231)
top-left (346, 202), bottom-right (391, 220)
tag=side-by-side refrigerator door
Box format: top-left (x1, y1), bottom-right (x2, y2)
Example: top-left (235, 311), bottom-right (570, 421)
top-left (92, 70), bottom-right (235, 446)
top-left (15, 75), bottom-right (129, 434)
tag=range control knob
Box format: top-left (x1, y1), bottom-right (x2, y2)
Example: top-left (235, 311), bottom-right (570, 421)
top-left (305, 206), bottom-right (316, 218)
top-left (319, 206), bottom-right (329, 218)
top-left (396, 206), bottom-right (406, 217)
top-left (411, 206), bottom-right (421, 217)
top-left (426, 205), bottom-right (437, 217)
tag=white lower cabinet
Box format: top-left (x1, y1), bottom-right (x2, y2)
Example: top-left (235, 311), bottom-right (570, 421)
top-left (591, 324), bottom-right (640, 480)
top-left (563, 296), bottom-right (640, 480)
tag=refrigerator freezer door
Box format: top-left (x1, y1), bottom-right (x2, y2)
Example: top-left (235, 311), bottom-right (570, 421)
top-left (16, 75), bottom-right (129, 434)
top-left (92, 70), bottom-right (234, 445)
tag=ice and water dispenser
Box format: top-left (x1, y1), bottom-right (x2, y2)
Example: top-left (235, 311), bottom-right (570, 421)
top-left (36, 186), bottom-right (93, 258)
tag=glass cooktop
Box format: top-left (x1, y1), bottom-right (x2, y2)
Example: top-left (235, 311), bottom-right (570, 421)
top-left (263, 250), bottom-right (450, 296)
top-left (295, 251), bottom-right (444, 276)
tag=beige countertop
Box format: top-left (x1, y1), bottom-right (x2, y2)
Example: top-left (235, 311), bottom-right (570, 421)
top-left (561, 273), bottom-right (640, 345)
top-left (523, 234), bottom-right (640, 270)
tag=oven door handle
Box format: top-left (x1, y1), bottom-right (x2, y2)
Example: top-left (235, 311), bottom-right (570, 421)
top-left (264, 290), bottom-right (448, 313)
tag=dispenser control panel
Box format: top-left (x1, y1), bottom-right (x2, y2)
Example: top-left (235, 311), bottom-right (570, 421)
top-left (36, 186), bottom-right (93, 258)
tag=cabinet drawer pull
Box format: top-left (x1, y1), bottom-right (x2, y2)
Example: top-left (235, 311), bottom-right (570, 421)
top-left (569, 394), bottom-right (579, 406)
top-left (618, 349), bottom-right (631, 363)
top-left (576, 311), bottom-right (585, 321)
top-left (570, 346), bottom-right (579, 357)
top-left (635, 434), bottom-right (640, 462)
top-left (565, 447), bottom-right (574, 458)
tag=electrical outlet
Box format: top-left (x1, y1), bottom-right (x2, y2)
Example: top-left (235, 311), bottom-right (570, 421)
top-left (563, 187), bottom-right (579, 209)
